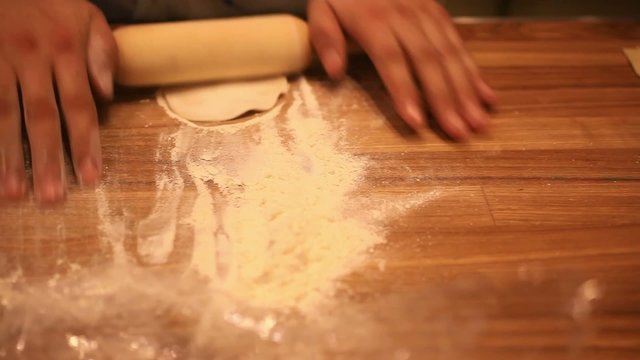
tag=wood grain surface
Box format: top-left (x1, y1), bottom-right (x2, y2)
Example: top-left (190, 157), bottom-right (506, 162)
top-left (1, 20), bottom-right (640, 359)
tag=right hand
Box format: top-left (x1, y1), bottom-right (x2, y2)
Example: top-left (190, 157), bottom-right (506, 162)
top-left (0, 0), bottom-right (117, 205)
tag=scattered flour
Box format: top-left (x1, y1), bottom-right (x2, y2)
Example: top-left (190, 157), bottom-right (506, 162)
top-left (136, 172), bottom-right (184, 265)
top-left (157, 77), bottom-right (437, 312)
top-left (95, 187), bottom-right (128, 265)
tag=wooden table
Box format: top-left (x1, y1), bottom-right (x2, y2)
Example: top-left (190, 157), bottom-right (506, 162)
top-left (1, 21), bottom-right (639, 359)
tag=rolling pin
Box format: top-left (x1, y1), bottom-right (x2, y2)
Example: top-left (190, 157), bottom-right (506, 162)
top-left (113, 14), bottom-right (312, 87)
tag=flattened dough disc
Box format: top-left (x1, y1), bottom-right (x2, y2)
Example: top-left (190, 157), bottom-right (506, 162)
top-left (160, 76), bottom-right (288, 122)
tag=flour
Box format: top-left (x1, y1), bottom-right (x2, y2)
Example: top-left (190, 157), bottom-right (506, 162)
top-left (136, 131), bottom-right (185, 266)
top-left (98, 76), bottom-right (439, 313)
top-left (95, 186), bottom-right (128, 265)
top-left (158, 77), bottom-right (436, 313)
top-left (135, 172), bottom-right (184, 265)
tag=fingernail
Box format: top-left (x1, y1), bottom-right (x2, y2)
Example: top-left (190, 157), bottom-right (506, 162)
top-left (481, 81), bottom-right (497, 104)
top-left (322, 49), bottom-right (342, 78)
top-left (89, 41), bottom-right (114, 100)
top-left (78, 157), bottom-right (100, 187)
top-left (1, 173), bottom-right (27, 201)
top-left (468, 103), bottom-right (488, 131)
top-left (405, 101), bottom-right (425, 128)
top-left (446, 112), bottom-right (470, 141)
top-left (37, 180), bottom-right (65, 205)
top-left (99, 67), bottom-right (114, 100)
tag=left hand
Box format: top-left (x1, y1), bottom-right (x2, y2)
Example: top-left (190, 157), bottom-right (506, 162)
top-left (307, 0), bottom-right (497, 140)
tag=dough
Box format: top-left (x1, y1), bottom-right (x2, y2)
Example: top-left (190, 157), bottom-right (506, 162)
top-left (159, 76), bottom-right (288, 122)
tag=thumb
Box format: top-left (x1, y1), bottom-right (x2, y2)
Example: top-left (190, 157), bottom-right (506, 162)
top-left (307, 0), bottom-right (347, 80)
top-left (87, 6), bottom-right (118, 101)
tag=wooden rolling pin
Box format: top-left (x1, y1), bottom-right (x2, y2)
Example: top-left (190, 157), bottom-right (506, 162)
top-left (113, 14), bottom-right (312, 86)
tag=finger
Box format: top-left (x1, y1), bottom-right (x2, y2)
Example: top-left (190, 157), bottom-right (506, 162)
top-left (390, 12), bottom-right (470, 140)
top-left (0, 61), bottom-right (27, 201)
top-left (54, 40), bottom-right (102, 187)
top-left (18, 62), bottom-right (66, 205)
top-left (308, 0), bottom-right (348, 80)
top-left (87, 5), bottom-right (117, 102)
top-left (426, 2), bottom-right (497, 106)
top-left (410, 11), bottom-right (489, 133)
top-left (364, 31), bottom-right (426, 130)
top-left (330, 3), bottom-right (426, 129)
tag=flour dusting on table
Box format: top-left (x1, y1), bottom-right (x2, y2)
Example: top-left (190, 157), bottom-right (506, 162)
top-left (175, 78), bottom-right (379, 311)
top-left (146, 78), bottom-right (433, 312)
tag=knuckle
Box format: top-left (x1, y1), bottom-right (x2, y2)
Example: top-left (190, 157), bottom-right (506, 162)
top-left (363, 3), bottom-right (390, 22)
top-left (0, 71), bottom-right (17, 120)
top-left (0, 97), bottom-right (17, 120)
top-left (63, 93), bottom-right (97, 123)
top-left (370, 42), bottom-right (404, 64)
top-left (386, 78), bottom-right (411, 99)
top-left (433, 3), bottom-right (449, 18)
top-left (309, 21), bottom-right (333, 43)
top-left (64, 92), bottom-right (93, 112)
top-left (439, 44), bottom-right (460, 59)
top-left (24, 95), bottom-right (58, 124)
top-left (11, 31), bottom-right (39, 55)
top-left (86, 2), bottom-right (101, 14)
top-left (51, 25), bottom-right (76, 54)
top-left (414, 44), bottom-right (439, 64)
top-left (429, 96), bottom-right (450, 113)
top-left (394, 0), bottom-right (414, 16)
top-left (422, 83), bottom-right (452, 108)
top-left (425, 1), bottom-right (447, 16)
